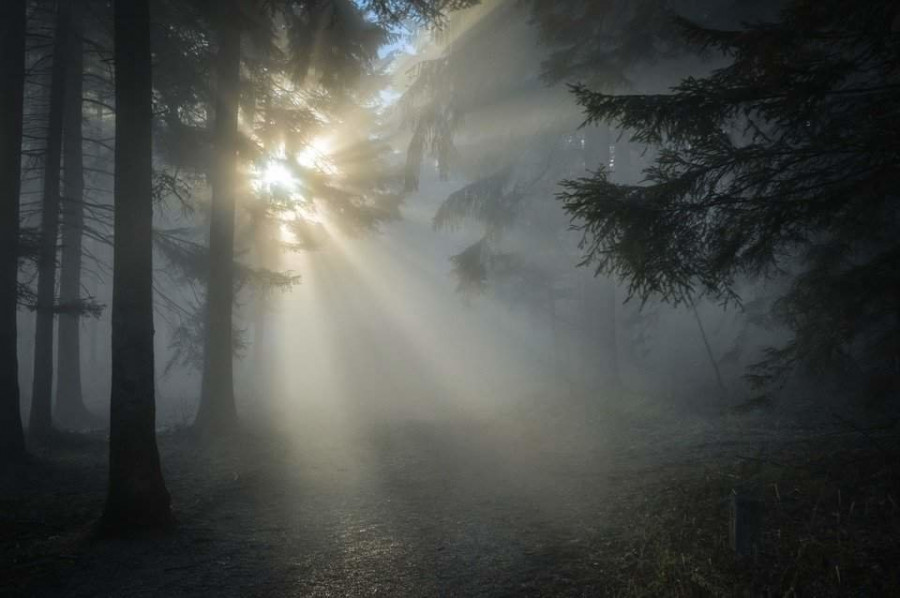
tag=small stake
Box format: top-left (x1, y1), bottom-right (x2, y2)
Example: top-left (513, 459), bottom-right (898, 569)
top-left (730, 489), bottom-right (763, 558)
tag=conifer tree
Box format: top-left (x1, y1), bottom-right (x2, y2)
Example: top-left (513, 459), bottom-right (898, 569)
top-left (56, 0), bottom-right (96, 429)
top-left (0, 0), bottom-right (28, 465)
top-left (559, 0), bottom-right (900, 390)
top-left (194, 0), bottom-right (476, 435)
top-left (101, 0), bottom-right (172, 532)
top-left (30, 0), bottom-right (72, 441)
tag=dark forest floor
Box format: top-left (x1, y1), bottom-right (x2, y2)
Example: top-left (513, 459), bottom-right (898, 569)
top-left (2, 404), bottom-right (899, 597)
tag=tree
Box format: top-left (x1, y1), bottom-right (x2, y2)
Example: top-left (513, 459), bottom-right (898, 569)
top-left (398, 0), bottom-right (659, 389)
top-left (0, 0), bottom-right (28, 466)
top-left (194, 0), bottom-right (242, 435)
top-left (56, 0), bottom-right (97, 429)
top-left (29, 0), bottom-right (72, 441)
top-left (194, 0), bottom-right (476, 434)
top-left (559, 0), bottom-right (900, 392)
top-left (101, 0), bottom-right (172, 532)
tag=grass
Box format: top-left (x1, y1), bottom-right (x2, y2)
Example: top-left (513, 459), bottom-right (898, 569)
top-left (595, 426), bottom-right (900, 597)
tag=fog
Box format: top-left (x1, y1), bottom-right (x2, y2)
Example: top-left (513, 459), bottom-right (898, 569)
top-left (3, 0), bottom-right (897, 594)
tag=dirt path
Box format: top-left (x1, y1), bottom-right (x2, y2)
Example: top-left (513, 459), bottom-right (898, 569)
top-left (3, 412), bottom-right (807, 597)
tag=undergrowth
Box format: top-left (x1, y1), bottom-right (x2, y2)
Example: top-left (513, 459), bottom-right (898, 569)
top-left (599, 428), bottom-right (900, 597)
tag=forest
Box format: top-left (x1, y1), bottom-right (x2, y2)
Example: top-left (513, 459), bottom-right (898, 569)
top-left (1, 0), bottom-right (898, 595)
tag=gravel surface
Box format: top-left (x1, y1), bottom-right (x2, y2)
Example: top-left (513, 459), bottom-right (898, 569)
top-left (2, 411), bottom-right (805, 597)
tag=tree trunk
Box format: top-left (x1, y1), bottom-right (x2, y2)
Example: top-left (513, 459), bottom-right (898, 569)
top-left (100, 0), bottom-right (172, 532)
top-left (29, 0), bottom-right (72, 441)
top-left (56, 0), bottom-right (93, 429)
top-left (0, 0), bottom-right (28, 465)
top-left (245, 88), bottom-right (273, 400)
top-left (196, 3), bottom-right (241, 435)
top-left (689, 298), bottom-right (727, 400)
top-left (251, 217), bottom-right (275, 399)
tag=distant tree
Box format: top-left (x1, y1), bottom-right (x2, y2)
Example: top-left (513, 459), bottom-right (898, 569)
top-left (559, 0), bottom-right (900, 392)
top-left (101, 0), bottom-right (172, 531)
top-left (195, 0), bottom-right (476, 435)
top-left (195, 0), bottom-right (242, 435)
top-left (29, 0), bottom-right (72, 441)
top-left (399, 0), bottom-right (670, 388)
top-left (56, 0), bottom-right (97, 429)
top-left (0, 0), bottom-right (28, 466)
top-left (400, 0), bottom-right (782, 393)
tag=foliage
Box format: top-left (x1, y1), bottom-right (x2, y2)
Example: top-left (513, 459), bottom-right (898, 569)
top-left (559, 0), bottom-right (900, 387)
top-left (359, 0), bottom-right (480, 24)
top-left (527, 0), bottom-right (682, 86)
top-left (400, 56), bottom-right (462, 190)
top-left (433, 167), bottom-right (520, 238)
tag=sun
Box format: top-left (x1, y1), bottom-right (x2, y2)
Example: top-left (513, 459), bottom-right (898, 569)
top-left (258, 160), bottom-right (298, 193)
top-left (252, 139), bottom-right (337, 236)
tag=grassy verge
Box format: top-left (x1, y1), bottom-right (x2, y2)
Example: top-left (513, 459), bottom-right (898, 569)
top-left (598, 428), bottom-right (900, 596)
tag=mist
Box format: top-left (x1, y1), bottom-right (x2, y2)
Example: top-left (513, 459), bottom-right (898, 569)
top-left (2, 0), bottom-right (898, 595)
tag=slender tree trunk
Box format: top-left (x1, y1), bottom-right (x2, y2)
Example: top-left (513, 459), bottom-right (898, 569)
top-left (251, 226), bottom-right (271, 397)
top-left (29, 0), bottom-right (72, 441)
top-left (689, 299), bottom-right (727, 400)
top-left (605, 279), bottom-right (621, 388)
top-left (243, 84), bottom-right (270, 397)
top-left (196, 3), bottom-right (240, 434)
top-left (0, 0), bottom-right (28, 465)
top-left (56, 0), bottom-right (93, 429)
top-left (101, 0), bottom-right (171, 532)
top-left (246, 90), bottom-right (273, 400)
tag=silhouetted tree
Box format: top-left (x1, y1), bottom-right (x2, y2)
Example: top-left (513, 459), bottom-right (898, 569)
top-left (29, 0), bottom-right (71, 441)
top-left (56, 0), bottom-right (96, 429)
top-left (101, 0), bottom-right (172, 532)
top-left (0, 0), bottom-right (28, 466)
top-left (195, 0), bottom-right (474, 434)
top-left (559, 0), bottom-right (900, 392)
top-left (195, 0), bottom-right (242, 435)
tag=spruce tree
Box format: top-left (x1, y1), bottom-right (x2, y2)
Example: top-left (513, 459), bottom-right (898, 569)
top-left (0, 0), bottom-right (28, 466)
top-left (559, 0), bottom-right (900, 390)
top-left (101, 0), bottom-right (172, 532)
top-left (29, 0), bottom-right (72, 441)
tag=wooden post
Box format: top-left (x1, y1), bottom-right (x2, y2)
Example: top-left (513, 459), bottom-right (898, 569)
top-left (730, 490), bottom-right (763, 557)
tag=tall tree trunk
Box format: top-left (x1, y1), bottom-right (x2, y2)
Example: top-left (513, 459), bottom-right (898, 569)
top-left (688, 298), bottom-right (727, 400)
top-left (56, 0), bottom-right (93, 429)
top-left (251, 218), bottom-right (279, 399)
top-left (245, 88), bottom-right (273, 400)
top-left (0, 0), bottom-right (28, 465)
top-left (196, 3), bottom-right (240, 434)
top-left (101, 0), bottom-right (171, 532)
top-left (29, 0), bottom-right (72, 441)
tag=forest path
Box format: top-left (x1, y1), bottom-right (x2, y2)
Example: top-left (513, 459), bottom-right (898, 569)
top-left (5, 411), bottom-right (784, 597)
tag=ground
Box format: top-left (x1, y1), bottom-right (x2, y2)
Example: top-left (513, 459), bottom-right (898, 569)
top-left (2, 405), bottom-right (898, 597)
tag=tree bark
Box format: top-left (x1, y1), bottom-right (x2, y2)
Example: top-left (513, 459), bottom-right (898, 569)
top-left (196, 2), bottom-right (241, 435)
top-left (29, 0), bottom-right (72, 441)
top-left (0, 0), bottom-right (28, 465)
top-left (101, 0), bottom-right (172, 532)
top-left (56, 0), bottom-right (93, 429)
